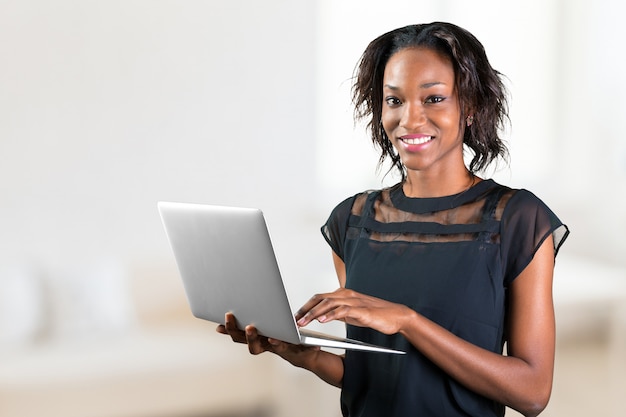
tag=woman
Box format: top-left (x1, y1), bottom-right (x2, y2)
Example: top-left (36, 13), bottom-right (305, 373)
top-left (218, 22), bottom-right (569, 417)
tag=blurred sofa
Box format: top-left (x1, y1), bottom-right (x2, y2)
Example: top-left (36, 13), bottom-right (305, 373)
top-left (0, 259), bottom-right (332, 417)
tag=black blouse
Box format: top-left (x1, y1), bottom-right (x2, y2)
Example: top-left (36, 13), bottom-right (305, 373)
top-left (321, 179), bottom-right (569, 417)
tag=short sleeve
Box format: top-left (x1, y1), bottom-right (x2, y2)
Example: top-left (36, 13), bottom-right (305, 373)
top-left (320, 195), bottom-right (356, 260)
top-left (500, 189), bottom-right (569, 285)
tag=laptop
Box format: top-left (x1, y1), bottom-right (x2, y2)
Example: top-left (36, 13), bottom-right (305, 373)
top-left (158, 201), bottom-right (404, 354)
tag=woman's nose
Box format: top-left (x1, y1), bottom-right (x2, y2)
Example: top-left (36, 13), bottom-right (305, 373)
top-left (400, 103), bottom-right (427, 130)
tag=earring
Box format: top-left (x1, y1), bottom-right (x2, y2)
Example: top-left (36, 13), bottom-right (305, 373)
top-left (466, 115), bottom-right (474, 127)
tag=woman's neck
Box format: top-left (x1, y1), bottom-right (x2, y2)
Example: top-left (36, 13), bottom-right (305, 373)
top-left (402, 169), bottom-right (477, 198)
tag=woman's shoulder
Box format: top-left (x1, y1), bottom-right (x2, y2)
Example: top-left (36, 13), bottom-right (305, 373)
top-left (480, 180), bottom-right (545, 211)
top-left (493, 183), bottom-right (553, 216)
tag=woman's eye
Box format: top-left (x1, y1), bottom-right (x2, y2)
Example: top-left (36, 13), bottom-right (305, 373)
top-left (425, 96), bottom-right (445, 104)
top-left (385, 97), bottom-right (402, 106)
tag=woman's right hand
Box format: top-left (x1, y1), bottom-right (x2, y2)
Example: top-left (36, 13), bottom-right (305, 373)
top-left (216, 312), bottom-right (321, 366)
top-left (216, 312), bottom-right (344, 387)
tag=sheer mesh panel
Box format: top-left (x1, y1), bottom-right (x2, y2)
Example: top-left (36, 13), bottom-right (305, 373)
top-left (348, 186), bottom-right (517, 244)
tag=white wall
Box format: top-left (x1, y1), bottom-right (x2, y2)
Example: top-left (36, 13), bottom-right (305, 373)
top-left (0, 0), bottom-right (318, 271)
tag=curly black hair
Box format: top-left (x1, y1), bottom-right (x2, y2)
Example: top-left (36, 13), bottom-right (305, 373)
top-left (352, 22), bottom-right (509, 178)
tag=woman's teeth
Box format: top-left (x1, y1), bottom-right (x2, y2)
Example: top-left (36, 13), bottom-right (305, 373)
top-left (402, 136), bottom-right (432, 145)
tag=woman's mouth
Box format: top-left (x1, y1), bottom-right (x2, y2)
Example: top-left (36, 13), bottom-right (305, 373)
top-left (400, 134), bottom-right (433, 145)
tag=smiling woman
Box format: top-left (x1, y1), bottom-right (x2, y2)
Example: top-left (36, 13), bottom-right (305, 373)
top-left (218, 22), bottom-right (569, 417)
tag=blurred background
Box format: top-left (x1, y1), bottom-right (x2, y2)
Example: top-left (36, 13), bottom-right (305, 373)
top-left (1, 0), bottom-right (625, 416)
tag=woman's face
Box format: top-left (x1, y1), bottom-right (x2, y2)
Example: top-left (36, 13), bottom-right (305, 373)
top-left (381, 47), bottom-right (464, 176)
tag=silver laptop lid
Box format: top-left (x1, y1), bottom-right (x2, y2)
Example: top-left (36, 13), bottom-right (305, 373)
top-left (158, 202), bottom-right (302, 344)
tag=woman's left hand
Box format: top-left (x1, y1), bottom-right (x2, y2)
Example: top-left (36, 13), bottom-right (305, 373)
top-left (295, 288), bottom-right (414, 335)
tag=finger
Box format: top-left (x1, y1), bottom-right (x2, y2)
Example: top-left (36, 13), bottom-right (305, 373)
top-left (297, 293), bottom-right (356, 326)
top-left (299, 290), bottom-right (380, 327)
top-left (267, 337), bottom-right (281, 347)
top-left (296, 289), bottom-right (351, 324)
top-left (245, 325), bottom-right (271, 355)
top-left (296, 288), bottom-right (360, 326)
top-left (266, 337), bottom-right (295, 354)
top-left (321, 304), bottom-right (362, 325)
top-left (295, 292), bottom-right (330, 321)
top-left (224, 313), bottom-right (247, 343)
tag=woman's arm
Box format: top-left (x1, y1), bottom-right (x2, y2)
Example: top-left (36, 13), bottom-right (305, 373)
top-left (397, 236), bottom-right (555, 416)
top-left (297, 236), bottom-right (556, 417)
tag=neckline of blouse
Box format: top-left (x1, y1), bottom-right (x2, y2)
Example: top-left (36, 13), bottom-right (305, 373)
top-left (389, 178), bottom-right (496, 214)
